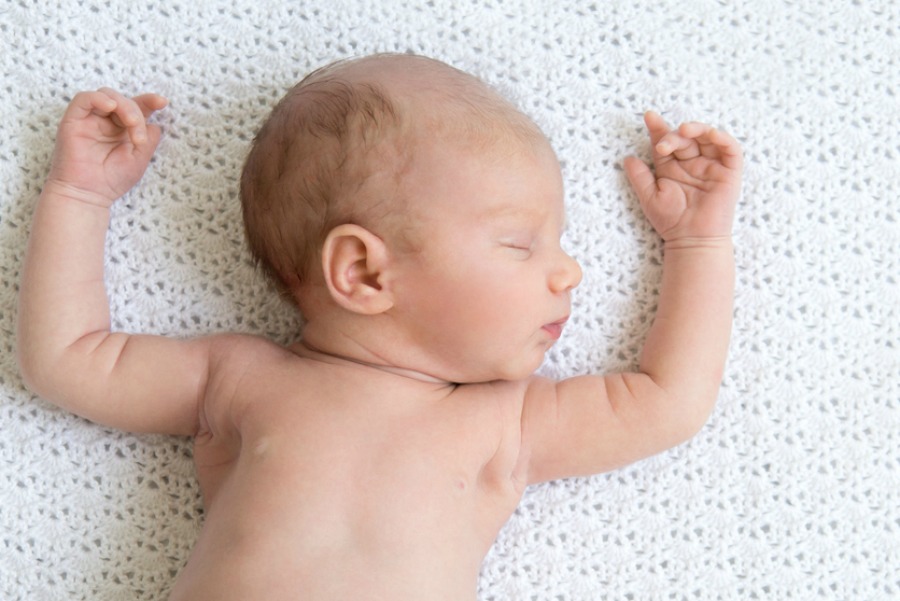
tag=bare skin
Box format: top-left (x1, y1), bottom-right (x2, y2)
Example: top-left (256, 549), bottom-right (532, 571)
top-left (17, 56), bottom-right (741, 600)
top-left (170, 339), bottom-right (530, 600)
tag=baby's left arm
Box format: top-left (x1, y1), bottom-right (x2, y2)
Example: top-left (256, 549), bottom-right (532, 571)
top-left (520, 113), bottom-right (742, 483)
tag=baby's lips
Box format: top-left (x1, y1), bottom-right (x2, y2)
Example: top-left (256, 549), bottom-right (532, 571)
top-left (542, 316), bottom-right (569, 340)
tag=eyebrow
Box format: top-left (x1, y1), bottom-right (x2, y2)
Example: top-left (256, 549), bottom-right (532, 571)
top-left (481, 203), bottom-right (542, 222)
top-left (479, 207), bottom-right (568, 238)
top-left (481, 203), bottom-right (568, 234)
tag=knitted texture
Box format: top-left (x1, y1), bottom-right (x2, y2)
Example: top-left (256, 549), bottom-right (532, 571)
top-left (1, 1), bottom-right (897, 599)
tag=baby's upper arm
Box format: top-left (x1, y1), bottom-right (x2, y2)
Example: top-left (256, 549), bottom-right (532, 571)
top-left (22, 331), bottom-right (276, 437)
top-left (519, 372), bottom-right (703, 484)
top-left (28, 331), bottom-right (218, 436)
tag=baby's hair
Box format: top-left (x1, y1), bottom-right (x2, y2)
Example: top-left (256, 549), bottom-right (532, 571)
top-left (240, 53), bottom-right (546, 301)
top-left (240, 62), bottom-right (405, 298)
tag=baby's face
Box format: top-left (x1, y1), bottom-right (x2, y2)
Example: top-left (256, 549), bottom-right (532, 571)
top-left (388, 137), bottom-right (583, 383)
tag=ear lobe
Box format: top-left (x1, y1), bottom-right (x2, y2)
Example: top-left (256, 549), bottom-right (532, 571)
top-left (321, 224), bottom-right (394, 314)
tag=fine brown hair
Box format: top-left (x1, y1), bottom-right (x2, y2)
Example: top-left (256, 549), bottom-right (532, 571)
top-left (240, 65), bottom-right (406, 298)
top-left (240, 54), bottom-right (547, 302)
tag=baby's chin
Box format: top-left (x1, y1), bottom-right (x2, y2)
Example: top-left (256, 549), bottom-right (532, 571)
top-left (443, 352), bottom-right (548, 385)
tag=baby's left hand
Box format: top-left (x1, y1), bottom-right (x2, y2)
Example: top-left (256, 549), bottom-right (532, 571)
top-left (624, 111), bottom-right (742, 242)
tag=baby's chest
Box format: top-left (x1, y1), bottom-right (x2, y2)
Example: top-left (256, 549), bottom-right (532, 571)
top-left (263, 412), bottom-right (496, 487)
top-left (247, 396), bottom-right (521, 510)
top-left (224, 413), bottom-right (515, 553)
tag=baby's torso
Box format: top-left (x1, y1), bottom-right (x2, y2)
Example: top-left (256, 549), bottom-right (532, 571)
top-left (168, 339), bottom-right (529, 601)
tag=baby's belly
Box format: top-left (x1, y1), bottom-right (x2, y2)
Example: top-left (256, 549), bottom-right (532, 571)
top-left (169, 528), bottom-right (479, 601)
top-left (168, 441), bottom-right (511, 600)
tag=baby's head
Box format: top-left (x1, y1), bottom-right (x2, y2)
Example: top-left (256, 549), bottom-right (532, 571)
top-left (240, 53), bottom-right (549, 310)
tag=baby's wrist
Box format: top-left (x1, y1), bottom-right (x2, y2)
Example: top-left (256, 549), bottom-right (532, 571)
top-left (663, 235), bottom-right (733, 252)
top-left (41, 179), bottom-right (116, 210)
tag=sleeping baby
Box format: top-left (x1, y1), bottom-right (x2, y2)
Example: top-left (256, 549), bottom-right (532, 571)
top-left (17, 53), bottom-right (741, 599)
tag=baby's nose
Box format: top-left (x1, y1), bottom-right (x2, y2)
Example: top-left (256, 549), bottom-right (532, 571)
top-left (549, 251), bottom-right (582, 293)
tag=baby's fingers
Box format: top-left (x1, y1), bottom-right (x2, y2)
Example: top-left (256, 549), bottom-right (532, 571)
top-left (654, 130), bottom-right (701, 161)
top-left (132, 93), bottom-right (169, 119)
top-left (96, 87), bottom-right (155, 146)
top-left (676, 122), bottom-right (743, 170)
top-left (64, 90), bottom-right (118, 122)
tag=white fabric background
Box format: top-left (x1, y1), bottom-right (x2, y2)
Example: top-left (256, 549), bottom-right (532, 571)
top-left (1, 1), bottom-right (897, 599)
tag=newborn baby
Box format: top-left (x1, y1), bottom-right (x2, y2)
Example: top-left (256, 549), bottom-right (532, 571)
top-left (17, 53), bottom-right (741, 599)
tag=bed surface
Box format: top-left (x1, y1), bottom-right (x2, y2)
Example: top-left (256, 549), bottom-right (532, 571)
top-left (1, 1), bottom-right (897, 599)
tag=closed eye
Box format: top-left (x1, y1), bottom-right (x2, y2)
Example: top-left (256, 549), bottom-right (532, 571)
top-left (501, 242), bottom-right (534, 258)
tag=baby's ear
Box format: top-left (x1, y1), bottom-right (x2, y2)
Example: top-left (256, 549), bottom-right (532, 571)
top-left (321, 224), bottom-right (394, 314)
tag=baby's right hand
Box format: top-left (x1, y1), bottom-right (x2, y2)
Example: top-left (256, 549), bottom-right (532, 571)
top-left (47, 88), bottom-right (168, 207)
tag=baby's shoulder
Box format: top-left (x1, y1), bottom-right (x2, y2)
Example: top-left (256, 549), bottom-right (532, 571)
top-left (450, 378), bottom-right (536, 440)
top-left (199, 333), bottom-right (299, 424)
top-left (456, 376), bottom-right (539, 408)
top-left (206, 332), bottom-right (293, 368)
top-left (450, 378), bottom-right (541, 493)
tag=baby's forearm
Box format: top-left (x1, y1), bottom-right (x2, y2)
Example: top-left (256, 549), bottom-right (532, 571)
top-left (637, 237), bottom-right (735, 430)
top-left (17, 183), bottom-right (115, 401)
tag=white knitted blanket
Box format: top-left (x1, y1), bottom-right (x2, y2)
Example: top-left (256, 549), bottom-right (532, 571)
top-left (1, 1), bottom-right (897, 599)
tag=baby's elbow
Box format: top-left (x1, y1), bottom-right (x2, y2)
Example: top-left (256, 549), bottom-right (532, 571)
top-left (17, 336), bottom-right (42, 391)
top-left (17, 344), bottom-right (58, 401)
top-left (16, 331), bottom-right (77, 405)
top-left (664, 389), bottom-right (719, 446)
top-left (17, 361), bottom-right (36, 396)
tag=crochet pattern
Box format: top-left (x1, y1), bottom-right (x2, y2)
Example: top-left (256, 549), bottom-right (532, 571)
top-left (1, 1), bottom-right (896, 599)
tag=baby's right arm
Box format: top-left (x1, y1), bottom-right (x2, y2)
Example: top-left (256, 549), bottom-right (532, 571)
top-left (17, 89), bottom-right (214, 435)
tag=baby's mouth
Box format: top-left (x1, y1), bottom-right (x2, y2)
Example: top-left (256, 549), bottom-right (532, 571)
top-left (542, 317), bottom-right (568, 341)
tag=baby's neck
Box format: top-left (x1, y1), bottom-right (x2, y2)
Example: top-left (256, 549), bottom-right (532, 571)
top-left (292, 339), bottom-right (456, 387)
